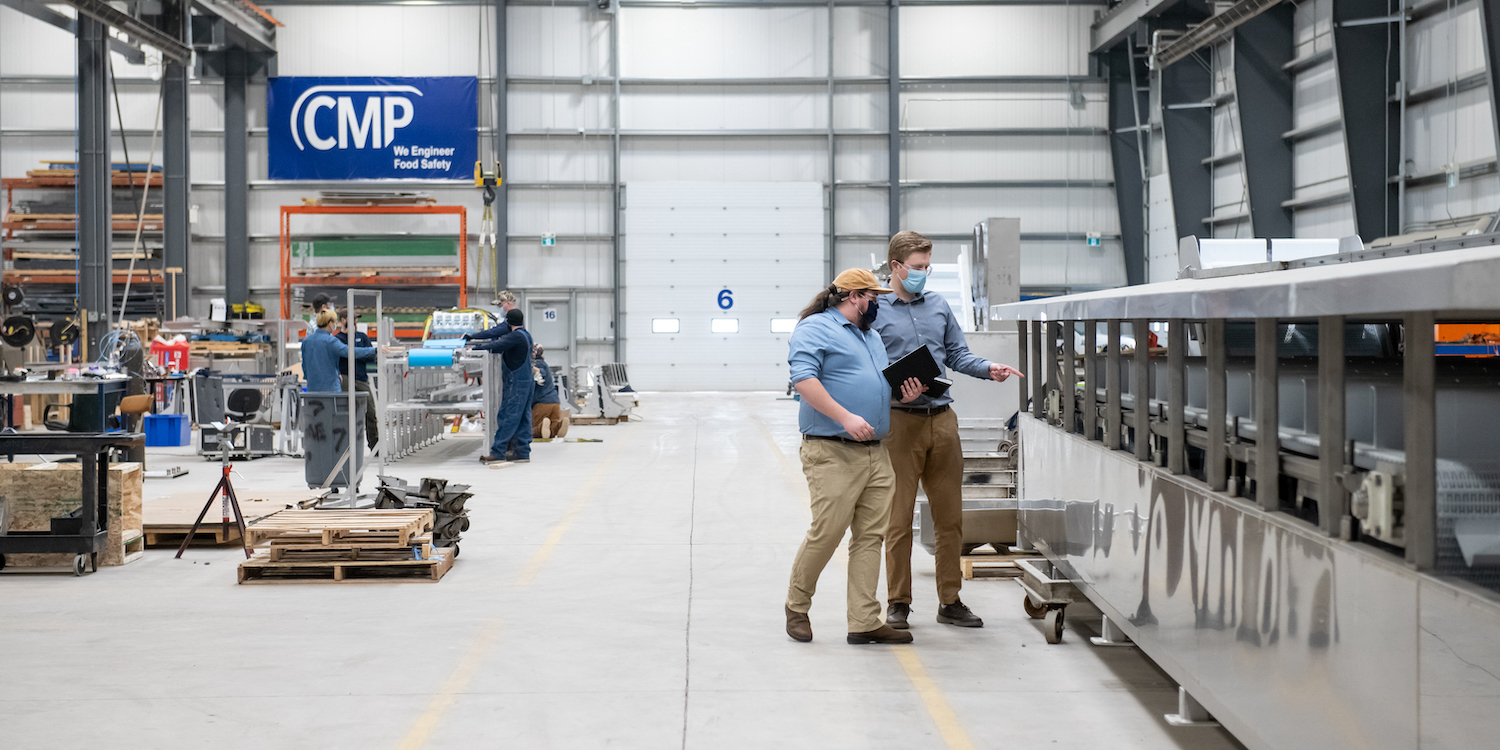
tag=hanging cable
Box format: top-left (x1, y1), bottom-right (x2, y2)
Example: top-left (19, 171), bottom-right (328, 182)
top-left (118, 83), bottom-right (165, 326)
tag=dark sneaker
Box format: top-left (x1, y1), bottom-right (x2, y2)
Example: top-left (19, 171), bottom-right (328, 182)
top-left (887, 602), bottom-right (911, 630)
top-left (479, 455), bottom-right (499, 464)
top-left (847, 624), bottom-right (914, 644)
top-left (936, 599), bottom-right (984, 628)
top-left (786, 606), bottom-right (812, 642)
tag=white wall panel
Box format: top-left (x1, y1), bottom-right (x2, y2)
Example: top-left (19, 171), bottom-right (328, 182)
top-left (621, 90), bottom-right (825, 130)
top-left (621, 8), bottom-right (828, 79)
top-left (832, 7), bottom-right (888, 78)
top-left (1408, 5), bottom-right (1487, 89)
top-left (621, 139), bottom-right (826, 182)
top-left (901, 6), bottom-right (1092, 78)
top-left (507, 7), bottom-right (611, 78)
top-left (902, 186), bottom-right (1119, 235)
top-left (273, 6), bottom-right (485, 76)
top-left (901, 135), bottom-right (1109, 182)
top-left (507, 138), bottom-right (612, 183)
top-left (623, 182), bottom-right (822, 390)
top-left (508, 88), bottom-right (610, 132)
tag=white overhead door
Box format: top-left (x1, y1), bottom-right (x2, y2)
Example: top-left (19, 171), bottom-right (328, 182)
top-left (624, 182), bottom-right (823, 390)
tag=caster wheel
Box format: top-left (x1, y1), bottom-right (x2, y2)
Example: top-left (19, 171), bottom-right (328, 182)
top-left (450, 544), bottom-right (460, 559)
top-left (73, 554), bottom-right (88, 577)
top-left (1023, 596), bottom-right (1047, 620)
top-left (1044, 607), bottom-right (1065, 644)
top-left (0, 553), bottom-right (7, 571)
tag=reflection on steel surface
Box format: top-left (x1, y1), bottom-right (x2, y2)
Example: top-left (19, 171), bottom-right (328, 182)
top-left (1020, 416), bottom-right (1500, 750)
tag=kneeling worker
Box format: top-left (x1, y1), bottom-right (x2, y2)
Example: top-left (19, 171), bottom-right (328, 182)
top-left (784, 268), bottom-right (926, 645)
top-left (530, 346), bottom-right (568, 439)
top-left (874, 231), bottom-right (1022, 630)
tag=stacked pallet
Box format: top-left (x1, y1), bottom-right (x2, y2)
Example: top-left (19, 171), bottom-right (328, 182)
top-left (237, 509), bottom-right (452, 584)
top-left (374, 477), bottom-right (471, 557)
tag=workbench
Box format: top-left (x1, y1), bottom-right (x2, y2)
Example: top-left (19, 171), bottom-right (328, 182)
top-left (0, 377), bottom-right (130, 432)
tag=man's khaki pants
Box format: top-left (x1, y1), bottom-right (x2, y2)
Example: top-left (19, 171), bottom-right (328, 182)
top-left (532, 402), bottom-right (569, 438)
top-left (884, 408), bottom-right (965, 606)
top-left (786, 438), bottom-right (895, 633)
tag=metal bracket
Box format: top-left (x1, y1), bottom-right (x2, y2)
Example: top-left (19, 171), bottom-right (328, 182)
top-left (1164, 687), bottom-right (1220, 727)
top-left (1089, 615), bottom-right (1135, 647)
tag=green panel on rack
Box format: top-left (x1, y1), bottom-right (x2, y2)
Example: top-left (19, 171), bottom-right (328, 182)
top-left (290, 236), bottom-right (458, 261)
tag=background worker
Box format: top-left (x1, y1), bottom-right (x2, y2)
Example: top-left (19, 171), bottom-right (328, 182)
top-left (873, 231), bottom-right (1023, 631)
top-left (336, 308), bottom-right (380, 450)
top-left (784, 268), bottom-right (925, 646)
top-left (301, 310), bottom-right (376, 394)
top-left (531, 345), bottom-right (568, 439)
top-left (473, 309), bottom-right (535, 463)
top-left (466, 290), bottom-right (519, 344)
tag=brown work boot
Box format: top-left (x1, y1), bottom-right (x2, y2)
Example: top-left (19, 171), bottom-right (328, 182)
top-left (847, 624), bottom-right (915, 644)
top-left (786, 606), bottom-right (812, 642)
top-left (887, 602), bottom-right (911, 630)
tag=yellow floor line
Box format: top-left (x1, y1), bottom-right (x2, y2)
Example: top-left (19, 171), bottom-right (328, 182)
top-left (514, 438), bottom-right (625, 586)
top-left (893, 645), bottom-right (977, 750)
top-left (394, 619), bottom-right (503, 750)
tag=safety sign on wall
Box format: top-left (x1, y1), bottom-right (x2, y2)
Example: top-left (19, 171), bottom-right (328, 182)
top-left (266, 76), bottom-right (477, 180)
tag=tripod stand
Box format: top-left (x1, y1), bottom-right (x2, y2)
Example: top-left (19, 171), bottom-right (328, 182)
top-left (174, 422), bottom-right (251, 559)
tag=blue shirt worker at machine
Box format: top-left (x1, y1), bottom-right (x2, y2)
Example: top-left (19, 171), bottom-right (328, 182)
top-left (784, 268), bottom-right (926, 646)
top-left (873, 231), bottom-right (1022, 631)
top-left (472, 308), bottom-right (535, 464)
top-left (303, 309), bottom-right (377, 394)
top-left (335, 308), bottom-right (380, 450)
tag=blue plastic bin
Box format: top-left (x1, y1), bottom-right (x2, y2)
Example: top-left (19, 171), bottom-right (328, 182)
top-left (144, 413), bottom-right (191, 447)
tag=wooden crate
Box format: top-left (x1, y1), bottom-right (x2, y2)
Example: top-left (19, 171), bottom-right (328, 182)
top-left (238, 546), bottom-right (452, 584)
top-left (143, 489), bottom-right (322, 548)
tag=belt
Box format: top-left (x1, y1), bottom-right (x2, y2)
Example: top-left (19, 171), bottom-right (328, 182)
top-left (893, 403), bottom-right (949, 416)
top-left (804, 434), bottom-right (882, 447)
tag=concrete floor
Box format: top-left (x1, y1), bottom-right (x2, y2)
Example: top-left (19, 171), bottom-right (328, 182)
top-left (0, 392), bottom-right (1246, 750)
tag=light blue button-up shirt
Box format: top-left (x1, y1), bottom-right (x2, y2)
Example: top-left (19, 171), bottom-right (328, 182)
top-left (873, 292), bottom-right (991, 408)
top-left (302, 328), bottom-right (376, 393)
top-left (787, 308), bottom-right (891, 439)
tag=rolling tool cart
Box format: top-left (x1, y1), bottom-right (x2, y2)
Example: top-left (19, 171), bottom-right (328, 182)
top-left (0, 432), bottom-right (144, 575)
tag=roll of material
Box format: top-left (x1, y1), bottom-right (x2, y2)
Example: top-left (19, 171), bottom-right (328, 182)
top-left (408, 348), bottom-right (457, 368)
top-left (423, 338), bottom-right (467, 349)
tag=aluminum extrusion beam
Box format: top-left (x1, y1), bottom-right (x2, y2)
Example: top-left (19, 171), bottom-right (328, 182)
top-left (62, 0), bottom-right (192, 62)
top-left (1063, 321), bottom-right (1076, 432)
top-left (0, 0), bottom-right (146, 63)
top-left (1107, 44), bottom-right (1147, 285)
top-left (1133, 319), bottom-right (1151, 461)
top-left (1016, 321), bottom-right (1029, 412)
top-left (1206, 318), bottom-right (1227, 490)
top-left (191, 0), bottom-right (277, 53)
top-left (1160, 60), bottom-right (1213, 240)
top-left (1031, 321), bottom-right (1044, 420)
top-left (223, 48), bottom-right (249, 306)
top-left (1091, 0), bottom-right (1184, 53)
top-left (163, 3), bottom-right (191, 318)
top-left (887, 0), bottom-right (900, 236)
top-left (1044, 321), bottom-right (1059, 425)
top-left (1106, 320), bottom-right (1123, 449)
top-left (989, 242), bottom-right (1500, 321)
top-left (1167, 319), bottom-right (1185, 473)
top-left (1233, 4), bottom-right (1295, 238)
top-left (1153, 0), bottom-right (1285, 69)
top-left (1333, 0), bottom-right (1400, 240)
top-left (1317, 315), bottom-right (1345, 536)
top-left (495, 0), bottom-right (508, 294)
top-left (1254, 318), bottom-right (1279, 511)
top-left (1404, 310), bottom-right (1436, 569)
top-left (77, 15), bottom-right (112, 357)
top-left (1083, 320), bottom-right (1098, 439)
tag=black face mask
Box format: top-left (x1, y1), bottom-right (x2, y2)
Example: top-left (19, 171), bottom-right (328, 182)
top-left (858, 297), bottom-right (879, 330)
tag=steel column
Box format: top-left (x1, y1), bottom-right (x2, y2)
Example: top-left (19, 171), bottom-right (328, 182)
top-left (1318, 315), bottom-right (1346, 536)
top-left (611, 5), bottom-right (623, 362)
top-left (223, 48), bottom-right (249, 307)
top-left (1063, 320), bottom-right (1076, 433)
top-left (1332, 0), bottom-right (1401, 240)
top-left (1031, 320), bottom-right (1044, 420)
top-left (1403, 311), bottom-right (1436, 569)
top-left (1160, 58), bottom-right (1213, 240)
top-left (1255, 317), bottom-right (1279, 511)
top-left (1083, 319), bottom-right (1098, 439)
top-left (1016, 320), bottom-right (1029, 414)
top-left (494, 0), bottom-right (509, 293)
top-left (887, 0), bottom-right (900, 236)
top-left (1233, 4), bottom-right (1295, 238)
top-left (1106, 320), bottom-right (1122, 449)
top-left (1107, 43), bottom-right (1147, 285)
top-left (76, 15), bottom-right (111, 357)
top-left (1133, 318), bottom-right (1150, 461)
top-left (1206, 318), bottom-right (1228, 491)
top-left (1167, 318), bottom-right (1185, 474)
top-left (162, 1), bottom-right (191, 319)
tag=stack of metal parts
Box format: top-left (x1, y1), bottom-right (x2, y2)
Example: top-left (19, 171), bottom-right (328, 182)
top-left (570, 363), bottom-right (637, 420)
top-left (374, 476), bottom-right (472, 557)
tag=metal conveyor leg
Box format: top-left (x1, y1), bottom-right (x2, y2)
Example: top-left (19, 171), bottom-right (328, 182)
top-left (1090, 615), bottom-right (1134, 647)
top-left (1165, 687), bottom-right (1220, 727)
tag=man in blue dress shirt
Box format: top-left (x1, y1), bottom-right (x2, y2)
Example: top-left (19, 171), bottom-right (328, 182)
top-left (873, 231), bottom-right (1022, 631)
top-left (784, 268), bottom-right (926, 646)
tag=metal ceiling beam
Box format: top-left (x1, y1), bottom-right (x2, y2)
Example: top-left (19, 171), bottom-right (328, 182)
top-left (1153, 0), bottom-right (1286, 70)
top-left (61, 0), bottom-right (193, 62)
top-left (1234, 3), bottom-right (1295, 238)
top-left (1333, 0), bottom-right (1400, 240)
top-left (1092, 0), bottom-right (1185, 53)
top-left (191, 0), bottom-right (276, 52)
top-left (0, 0), bottom-right (146, 63)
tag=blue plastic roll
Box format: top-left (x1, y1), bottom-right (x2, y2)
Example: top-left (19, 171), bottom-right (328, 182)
top-left (408, 348), bottom-right (456, 368)
top-left (423, 338), bottom-right (467, 349)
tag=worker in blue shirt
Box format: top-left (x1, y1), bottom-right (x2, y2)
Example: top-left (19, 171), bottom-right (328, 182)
top-left (302, 309), bottom-right (376, 394)
top-left (873, 231), bottom-right (1023, 631)
top-left (784, 268), bottom-right (926, 646)
top-left (464, 290), bottom-right (519, 344)
top-left (335, 308), bottom-right (380, 449)
top-left (473, 308), bottom-right (535, 463)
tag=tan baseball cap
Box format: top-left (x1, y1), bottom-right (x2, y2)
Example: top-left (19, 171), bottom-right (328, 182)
top-left (832, 268), bottom-right (894, 294)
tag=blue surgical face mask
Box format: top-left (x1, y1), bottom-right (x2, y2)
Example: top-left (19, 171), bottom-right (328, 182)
top-left (901, 266), bottom-right (928, 293)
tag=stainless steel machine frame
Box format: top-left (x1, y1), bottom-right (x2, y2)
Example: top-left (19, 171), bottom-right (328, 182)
top-left (376, 314), bottom-right (503, 464)
top-left (991, 234), bottom-right (1500, 750)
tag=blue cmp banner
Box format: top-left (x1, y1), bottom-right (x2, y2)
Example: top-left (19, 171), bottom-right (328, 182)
top-left (267, 76), bottom-right (477, 180)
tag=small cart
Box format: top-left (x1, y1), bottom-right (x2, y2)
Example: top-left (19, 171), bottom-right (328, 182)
top-left (0, 432), bottom-right (144, 575)
top-left (1016, 557), bottom-right (1076, 643)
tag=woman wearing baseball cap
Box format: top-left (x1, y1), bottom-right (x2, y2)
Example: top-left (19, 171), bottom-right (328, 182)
top-left (783, 268), bottom-right (926, 645)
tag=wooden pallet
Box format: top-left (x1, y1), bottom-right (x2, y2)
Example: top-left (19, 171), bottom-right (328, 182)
top-left (961, 551), bottom-right (1040, 580)
top-left (145, 524), bottom-right (243, 547)
top-left (244, 509), bottom-right (434, 548)
top-left (571, 416), bottom-right (621, 426)
top-left (238, 547), bottom-right (452, 584)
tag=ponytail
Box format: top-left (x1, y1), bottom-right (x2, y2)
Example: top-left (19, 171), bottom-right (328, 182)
top-left (798, 283), bottom-right (849, 320)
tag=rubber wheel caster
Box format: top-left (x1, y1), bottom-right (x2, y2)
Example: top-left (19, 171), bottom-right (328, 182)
top-left (73, 554), bottom-right (88, 577)
top-left (450, 544), bottom-right (460, 559)
top-left (1044, 608), bottom-right (1065, 644)
top-left (1023, 596), bottom-right (1047, 620)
